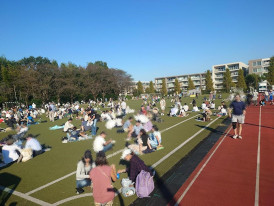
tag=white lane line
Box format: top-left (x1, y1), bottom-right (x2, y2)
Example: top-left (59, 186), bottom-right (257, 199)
top-left (0, 185), bottom-right (52, 206)
top-left (254, 106), bottom-right (261, 206)
top-left (152, 117), bottom-right (220, 168)
top-left (53, 193), bottom-right (92, 205)
top-left (160, 114), bottom-right (199, 133)
top-left (26, 114), bottom-right (198, 195)
top-left (174, 125), bottom-right (232, 206)
top-left (55, 117), bottom-right (222, 205)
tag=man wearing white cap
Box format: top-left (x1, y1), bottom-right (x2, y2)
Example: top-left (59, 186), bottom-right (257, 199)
top-left (117, 149), bottom-right (152, 182)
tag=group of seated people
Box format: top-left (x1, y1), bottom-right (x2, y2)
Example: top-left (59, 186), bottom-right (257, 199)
top-left (1, 133), bottom-right (44, 165)
top-left (75, 148), bottom-right (154, 205)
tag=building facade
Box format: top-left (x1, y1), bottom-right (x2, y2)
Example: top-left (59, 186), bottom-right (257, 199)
top-left (212, 62), bottom-right (248, 90)
top-left (155, 72), bottom-right (206, 93)
top-left (248, 58), bottom-right (270, 76)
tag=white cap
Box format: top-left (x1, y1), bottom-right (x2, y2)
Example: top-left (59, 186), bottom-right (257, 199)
top-left (121, 149), bottom-right (132, 159)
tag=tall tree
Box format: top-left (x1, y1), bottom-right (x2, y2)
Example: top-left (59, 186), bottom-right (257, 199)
top-left (149, 81), bottom-right (155, 93)
top-left (267, 56), bottom-right (274, 85)
top-left (174, 78), bottom-right (181, 93)
top-left (223, 69), bottom-right (233, 92)
top-left (245, 74), bottom-right (260, 89)
top-left (205, 70), bottom-right (214, 92)
top-left (161, 79), bottom-right (167, 96)
top-left (188, 77), bottom-right (195, 90)
top-left (237, 69), bottom-right (247, 90)
top-left (137, 81), bottom-right (144, 94)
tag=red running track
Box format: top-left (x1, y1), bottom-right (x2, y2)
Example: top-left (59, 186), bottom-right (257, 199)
top-left (169, 104), bottom-right (274, 206)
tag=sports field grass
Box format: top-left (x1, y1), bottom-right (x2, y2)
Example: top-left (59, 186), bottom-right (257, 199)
top-left (0, 94), bottom-right (229, 205)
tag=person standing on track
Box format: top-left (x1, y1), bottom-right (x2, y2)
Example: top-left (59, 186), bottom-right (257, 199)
top-left (228, 94), bottom-right (246, 139)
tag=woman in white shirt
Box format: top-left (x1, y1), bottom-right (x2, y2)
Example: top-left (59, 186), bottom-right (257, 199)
top-left (2, 136), bottom-right (22, 164)
top-left (76, 150), bottom-right (95, 194)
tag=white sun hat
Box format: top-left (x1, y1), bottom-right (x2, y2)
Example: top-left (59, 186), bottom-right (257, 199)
top-left (121, 149), bottom-right (132, 160)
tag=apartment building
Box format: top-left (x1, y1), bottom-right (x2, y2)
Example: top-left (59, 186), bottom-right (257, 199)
top-left (248, 58), bottom-right (270, 76)
top-left (155, 73), bottom-right (206, 93)
top-left (212, 62), bottom-right (248, 90)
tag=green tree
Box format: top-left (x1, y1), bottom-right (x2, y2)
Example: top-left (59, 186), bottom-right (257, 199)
top-left (188, 77), bottom-right (195, 90)
top-left (245, 74), bottom-right (260, 89)
top-left (223, 69), bottom-right (233, 92)
top-left (267, 56), bottom-right (274, 85)
top-left (237, 69), bottom-right (247, 90)
top-left (161, 79), bottom-right (167, 96)
top-left (149, 81), bottom-right (155, 93)
top-left (137, 81), bottom-right (144, 94)
top-left (205, 70), bottom-right (214, 92)
top-left (145, 87), bottom-right (150, 93)
top-left (174, 78), bottom-right (181, 94)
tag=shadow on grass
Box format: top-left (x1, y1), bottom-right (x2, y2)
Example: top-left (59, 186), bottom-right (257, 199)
top-left (0, 172), bottom-right (21, 205)
top-left (195, 124), bottom-right (227, 136)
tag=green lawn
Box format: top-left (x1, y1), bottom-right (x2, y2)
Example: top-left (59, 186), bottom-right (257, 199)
top-left (0, 94), bottom-right (229, 205)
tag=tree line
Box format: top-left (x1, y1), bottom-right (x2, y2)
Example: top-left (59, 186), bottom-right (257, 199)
top-left (0, 56), bottom-right (133, 106)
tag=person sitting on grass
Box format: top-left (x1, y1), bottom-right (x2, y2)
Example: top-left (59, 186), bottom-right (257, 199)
top-left (81, 118), bottom-right (92, 132)
top-left (64, 118), bottom-right (74, 132)
top-left (76, 150), bottom-right (95, 194)
top-left (148, 125), bottom-right (163, 150)
top-left (93, 131), bottom-right (114, 153)
top-left (122, 117), bottom-right (133, 134)
top-left (128, 129), bottom-right (149, 155)
top-left (183, 103), bottom-right (189, 112)
top-left (2, 135), bottom-right (22, 164)
top-left (118, 149), bottom-right (153, 183)
top-left (202, 108), bottom-right (212, 122)
top-left (89, 151), bottom-right (117, 206)
top-left (25, 134), bottom-right (43, 157)
top-left (127, 120), bottom-right (143, 140)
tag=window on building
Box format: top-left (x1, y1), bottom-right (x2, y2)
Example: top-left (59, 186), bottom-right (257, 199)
top-left (253, 68), bottom-right (257, 73)
top-left (257, 61), bottom-right (261, 66)
top-left (253, 62), bottom-right (256, 66)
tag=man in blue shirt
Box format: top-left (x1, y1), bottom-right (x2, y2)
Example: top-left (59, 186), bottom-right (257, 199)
top-left (229, 94), bottom-right (246, 139)
top-left (25, 134), bottom-right (43, 157)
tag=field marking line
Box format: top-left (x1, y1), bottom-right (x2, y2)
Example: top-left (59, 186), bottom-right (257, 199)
top-left (254, 106), bottom-right (261, 206)
top-left (26, 114), bottom-right (199, 195)
top-left (53, 193), bottom-right (92, 206)
top-left (152, 116), bottom-right (220, 168)
top-left (54, 116), bottom-right (221, 205)
top-left (0, 185), bottom-right (52, 206)
top-left (174, 125), bottom-right (232, 206)
top-left (160, 114), bottom-right (199, 133)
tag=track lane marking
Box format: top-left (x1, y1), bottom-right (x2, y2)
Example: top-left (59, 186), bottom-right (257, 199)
top-left (254, 106), bottom-right (261, 206)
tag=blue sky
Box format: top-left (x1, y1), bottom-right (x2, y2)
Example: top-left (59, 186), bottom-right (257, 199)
top-left (1, 0), bottom-right (274, 81)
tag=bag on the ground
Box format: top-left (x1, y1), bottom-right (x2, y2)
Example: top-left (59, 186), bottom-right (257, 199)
top-left (21, 148), bottom-right (33, 162)
top-left (121, 178), bottom-right (133, 188)
top-left (122, 186), bottom-right (136, 197)
top-left (135, 170), bottom-right (154, 198)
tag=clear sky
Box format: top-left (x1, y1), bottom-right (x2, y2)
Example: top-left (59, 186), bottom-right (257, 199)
top-left (1, 0), bottom-right (274, 81)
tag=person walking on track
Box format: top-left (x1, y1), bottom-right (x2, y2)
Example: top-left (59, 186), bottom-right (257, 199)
top-left (228, 94), bottom-right (246, 139)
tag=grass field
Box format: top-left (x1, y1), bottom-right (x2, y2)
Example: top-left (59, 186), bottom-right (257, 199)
top-left (0, 94), bottom-right (230, 206)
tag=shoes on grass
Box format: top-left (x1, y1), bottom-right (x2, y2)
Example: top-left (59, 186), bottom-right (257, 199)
top-left (76, 188), bottom-right (84, 194)
top-left (233, 135), bottom-right (238, 139)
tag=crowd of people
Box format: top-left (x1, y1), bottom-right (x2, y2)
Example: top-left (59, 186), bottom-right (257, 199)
top-left (0, 93), bottom-right (242, 205)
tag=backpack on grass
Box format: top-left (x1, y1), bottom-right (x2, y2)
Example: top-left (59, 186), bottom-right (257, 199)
top-left (135, 170), bottom-right (154, 198)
